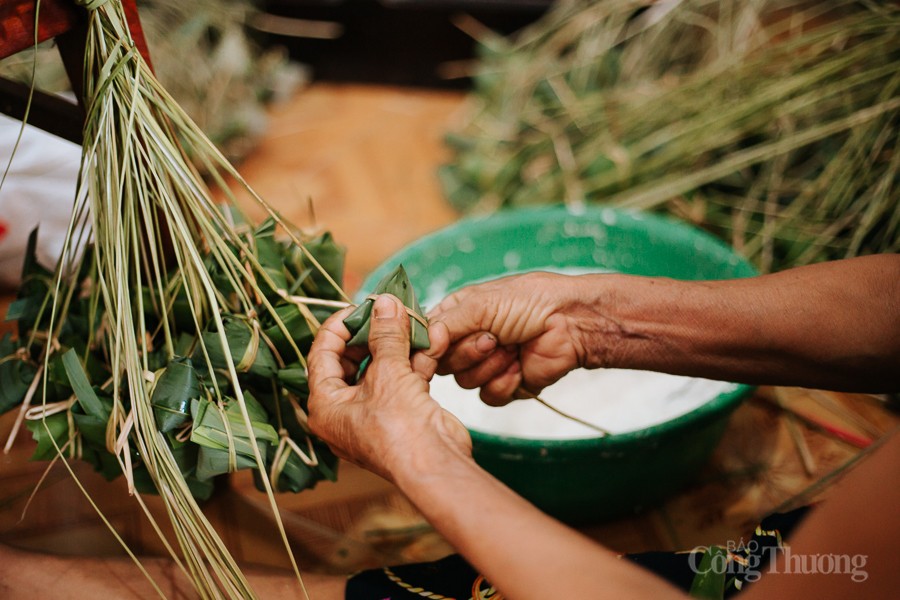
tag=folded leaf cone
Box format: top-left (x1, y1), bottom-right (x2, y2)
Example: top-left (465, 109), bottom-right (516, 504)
top-left (151, 357), bottom-right (202, 433)
top-left (190, 393), bottom-right (279, 481)
top-left (199, 317), bottom-right (277, 378)
top-left (343, 264), bottom-right (429, 349)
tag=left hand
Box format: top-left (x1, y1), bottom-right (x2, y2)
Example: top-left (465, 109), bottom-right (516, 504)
top-left (307, 294), bottom-right (472, 483)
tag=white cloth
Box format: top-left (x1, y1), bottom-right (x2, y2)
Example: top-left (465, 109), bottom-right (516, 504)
top-left (0, 113), bottom-right (81, 288)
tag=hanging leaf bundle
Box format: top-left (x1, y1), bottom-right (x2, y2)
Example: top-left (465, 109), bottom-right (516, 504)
top-left (0, 0), bottom-right (357, 597)
top-left (441, 0), bottom-right (900, 272)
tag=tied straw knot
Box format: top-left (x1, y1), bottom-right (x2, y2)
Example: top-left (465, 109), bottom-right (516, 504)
top-left (269, 430), bottom-right (319, 488)
top-left (75, 0), bottom-right (112, 10)
top-left (236, 317), bottom-right (261, 373)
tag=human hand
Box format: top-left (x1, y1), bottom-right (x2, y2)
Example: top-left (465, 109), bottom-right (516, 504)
top-left (307, 294), bottom-right (472, 483)
top-left (427, 272), bottom-right (610, 405)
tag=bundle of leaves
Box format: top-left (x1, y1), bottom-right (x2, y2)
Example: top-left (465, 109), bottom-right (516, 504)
top-left (441, 0), bottom-right (900, 272)
top-left (2, 221), bottom-right (344, 501)
top-left (0, 1), bottom-right (350, 595)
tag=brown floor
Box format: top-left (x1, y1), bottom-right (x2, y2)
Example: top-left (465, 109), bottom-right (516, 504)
top-left (1, 83), bottom-right (897, 583)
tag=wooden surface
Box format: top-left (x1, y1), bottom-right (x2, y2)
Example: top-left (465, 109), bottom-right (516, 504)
top-left (1, 83), bottom-right (897, 579)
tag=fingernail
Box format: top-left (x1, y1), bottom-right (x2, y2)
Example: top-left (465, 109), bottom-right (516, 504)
top-left (475, 333), bottom-right (497, 353)
top-left (373, 294), bottom-right (398, 319)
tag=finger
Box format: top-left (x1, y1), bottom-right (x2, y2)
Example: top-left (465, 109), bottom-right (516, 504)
top-left (425, 287), bottom-right (468, 319)
top-left (426, 286), bottom-right (493, 346)
top-left (452, 346), bottom-right (518, 390)
top-left (412, 320), bottom-right (449, 380)
top-left (478, 362), bottom-right (523, 406)
top-left (312, 306), bottom-right (363, 380)
top-left (339, 344), bottom-right (371, 376)
top-left (436, 331), bottom-right (504, 375)
top-left (519, 342), bottom-right (572, 392)
top-left (308, 325), bottom-right (352, 398)
top-left (368, 294), bottom-right (412, 365)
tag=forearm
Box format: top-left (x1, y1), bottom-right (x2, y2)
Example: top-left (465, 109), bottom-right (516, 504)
top-left (583, 255), bottom-right (900, 392)
top-left (392, 444), bottom-right (685, 600)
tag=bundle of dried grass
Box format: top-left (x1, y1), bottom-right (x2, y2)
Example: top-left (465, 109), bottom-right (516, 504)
top-left (0, 0), bottom-right (348, 597)
top-left (441, 0), bottom-right (900, 272)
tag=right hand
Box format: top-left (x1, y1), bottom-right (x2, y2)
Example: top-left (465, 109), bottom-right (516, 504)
top-left (427, 272), bottom-right (609, 405)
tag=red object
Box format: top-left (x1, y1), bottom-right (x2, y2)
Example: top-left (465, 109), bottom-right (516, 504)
top-left (0, 0), bottom-right (152, 142)
top-left (0, 0), bottom-right (152, 67)
top-left (0, 220), bottom-right (7, 240)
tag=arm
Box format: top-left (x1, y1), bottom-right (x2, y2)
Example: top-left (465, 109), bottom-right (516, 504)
top-left (742, 430), bottom-right (900, 600)
top-left (308, 294), bottom-right (899, 599)
top-left (598, 254), bottom-right (900, 392)
top-left (307, 295), bottom-right (686, 600)
top-left (430, 254), bottom-right (900, 402)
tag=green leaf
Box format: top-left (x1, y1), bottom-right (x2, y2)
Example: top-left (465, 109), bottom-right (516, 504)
top-left (0, 334), bottom-right (37, 414)
top-left (26, 413), bottom-right (70, 461)
top-left (689, 546), bottom-right (727, 600)
top-left (277, 365), bottom-right (309, 397)
top-left (252, 218), bottom-right (289, 293)
top-left (72, 405), bottom-right (112, 447)
top-left (343, 264), bottom-right (429, 349)
top-left (263, 303), bottom-right (335, 358)
top-left (167, 433), bottom-right (215, 501)
top-left (257, 448), bottom-right (316, 493)
top-left (151, 357), bottom-right (202, 433)
top-left (61, 349), bottom-right (105, 420)
top-left (190, 394), bottom-right (278, 481)
top-left (198, 317), bottom-right (278, 378)
top-left (294, 232), bottom-right (345, 300)
top-left (262, 304), bottom-right (315, 356)
top-left (81, 444), bottom-right (125, 481)
top-left (132, 465), bottom-right (158, 496)
top-left (5, 299), bottom-right (32, 322)
top-left (11, 229), bottom-right (54, 335)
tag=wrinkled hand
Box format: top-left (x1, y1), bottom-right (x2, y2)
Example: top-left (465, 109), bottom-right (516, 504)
top-left (308, 294), bottom-right (472, 483)
top-left (428, 272), bottom-right (606, 405)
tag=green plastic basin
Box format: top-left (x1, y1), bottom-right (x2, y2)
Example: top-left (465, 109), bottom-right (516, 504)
top-left (358, 205), bottom-right (758, 523)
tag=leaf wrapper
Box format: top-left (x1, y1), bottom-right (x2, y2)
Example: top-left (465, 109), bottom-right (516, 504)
top-left (27, 413), bottom-right (70, 461)
top-left (199, 317), bottom-right (277, 378)
top-left (689, 546), bottom-right (727, 600)
top-left (190, 393), bottom-right (278, 481)
top-left (0, 334), bottom-right (37, 414)
top-left (343, 265), bottom-right (429, 349)
top-left (295, 232), bottom-right (346, 300)
top-left (151, 357), bottom-right (202, 433)
top-left (263, 304), bottom-right (335, 357)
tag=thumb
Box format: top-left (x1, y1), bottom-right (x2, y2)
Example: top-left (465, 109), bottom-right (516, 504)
top-left (368, 294), bottom-right (412, 363)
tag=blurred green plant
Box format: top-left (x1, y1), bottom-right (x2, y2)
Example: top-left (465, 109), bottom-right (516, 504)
top-left (441, 0), bottom-right (899, 272)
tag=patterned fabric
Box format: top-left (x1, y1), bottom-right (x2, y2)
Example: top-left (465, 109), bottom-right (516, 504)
top-left (346, 553), bottom-right (496, 600)
top-left (344, 508), bottom-right (810, 600)
top-left (627, 508), bottom-right (809, 597)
